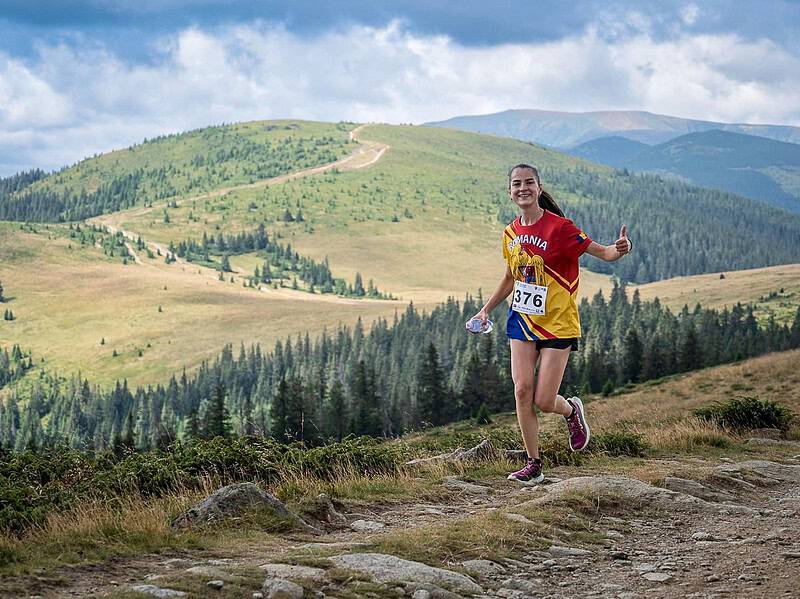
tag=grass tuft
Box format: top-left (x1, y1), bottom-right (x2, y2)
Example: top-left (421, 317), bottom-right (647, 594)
top-left (694, 396), bottom-right (796, 431)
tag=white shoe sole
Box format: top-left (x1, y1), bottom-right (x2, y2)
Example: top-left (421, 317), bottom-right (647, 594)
top-left (507, 472), bottom-right (545, 485)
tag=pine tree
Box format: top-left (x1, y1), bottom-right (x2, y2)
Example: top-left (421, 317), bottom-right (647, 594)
top-left (204, 382), bottom-right (231, 439)
top-left (0, 280), bottom-right (4, 303)
top-left (417, 343), bottom-right (446, 426)
top-left (270, 378), bottom-right (289, 441)
top-left (622, 327), bottom-right (643, 383)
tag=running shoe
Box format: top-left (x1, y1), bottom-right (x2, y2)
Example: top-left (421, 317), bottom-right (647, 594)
top-left (507, 458), bottom-right (545, 485)
top-left (566, 396), bottom-right (590, 451)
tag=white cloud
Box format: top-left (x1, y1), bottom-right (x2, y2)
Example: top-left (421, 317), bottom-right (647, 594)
top-left (2, 21), bottom-right (800, 174)
top-left (681, 4), bottom-right (700, 26)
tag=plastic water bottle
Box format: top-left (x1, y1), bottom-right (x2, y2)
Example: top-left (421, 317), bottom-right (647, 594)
top-left (466, 319), bottom-right (494, 334)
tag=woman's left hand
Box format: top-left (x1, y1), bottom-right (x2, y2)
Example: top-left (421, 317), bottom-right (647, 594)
top-left (615, 225), bottom-right (632, 255)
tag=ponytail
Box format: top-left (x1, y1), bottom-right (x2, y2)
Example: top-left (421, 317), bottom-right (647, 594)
top-left (507, 163), bottom-right (565, 218)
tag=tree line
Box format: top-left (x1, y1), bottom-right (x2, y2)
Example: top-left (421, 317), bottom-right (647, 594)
top-left (171, 223), bottom-right (393, 298)
top-left (2, 285), bottom-right (798, 451)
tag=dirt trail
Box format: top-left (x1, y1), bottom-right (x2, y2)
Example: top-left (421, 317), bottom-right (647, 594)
top-left (86, 125), bottom-right (390, 293)
top-left (7, 449), bottom-right (799, 598)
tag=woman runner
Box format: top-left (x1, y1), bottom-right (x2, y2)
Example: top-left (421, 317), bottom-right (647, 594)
top-left (468, 164), bottom-right (632, 484)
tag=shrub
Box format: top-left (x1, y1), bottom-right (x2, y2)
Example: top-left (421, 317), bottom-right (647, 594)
top-left (593, 430), bottom-right (649, 457)
top-left (694, 396), bottom-right (795, 431)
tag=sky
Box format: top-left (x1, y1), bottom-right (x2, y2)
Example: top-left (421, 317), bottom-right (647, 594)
top-left (2, 0), bottom-right (800, 175)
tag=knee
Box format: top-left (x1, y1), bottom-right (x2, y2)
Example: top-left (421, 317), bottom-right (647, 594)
top-left (514, 381), bottom-right (534, 407)
top-left (535, 393), bottom-right (557, 413)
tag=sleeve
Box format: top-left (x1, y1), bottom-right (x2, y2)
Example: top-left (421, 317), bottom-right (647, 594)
top-left (560, 219), bottom-right (592, 258)
top-left (502, 229), bottom-right (511, 263)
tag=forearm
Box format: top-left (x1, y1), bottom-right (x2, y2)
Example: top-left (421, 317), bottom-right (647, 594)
top-left (599, 244), bottom-right (625, 262)
top-left (482, 273), bottom-right (514, 313)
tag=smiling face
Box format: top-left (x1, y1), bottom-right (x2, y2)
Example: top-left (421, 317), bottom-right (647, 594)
top-left (508, 166), bottom-right (541, 210)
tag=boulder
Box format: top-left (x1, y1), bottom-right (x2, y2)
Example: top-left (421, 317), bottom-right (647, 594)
top-left (130, 585), bottom-right (187, 598)
top-left (519, 475), bottom-right (710, 511)
top-left (260, 563), bottom-right (327, 583)
top-left (715, 460), bottom-right (800, 486)
top-left (460, 559), bottom-right (506, 577)
top-left (171, 483), bottom-right (318, 534)
top-left (261, 578), bottom-right (304, 599)
top-left (329, 553), bottom-right (483, 595)
top-left (661, 476), bottom-right (737, 503)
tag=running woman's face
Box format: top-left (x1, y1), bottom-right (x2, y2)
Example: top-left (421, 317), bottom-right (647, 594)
top-left (508, 167), bottom-right (541, 210)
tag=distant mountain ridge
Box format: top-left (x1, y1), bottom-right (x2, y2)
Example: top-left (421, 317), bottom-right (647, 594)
top-left (569, 129), bottom-right (800, 214)
top-left (426, 109), bottom-right (800, 148)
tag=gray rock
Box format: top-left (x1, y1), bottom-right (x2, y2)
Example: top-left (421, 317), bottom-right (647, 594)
top-left (504, 449), bottom-right (528, 461)
top-left (329, 553), bottom-right (482, 594)
top-left (171, 483), bottom-right (318, 534)
top-left (443, 476), bottom-right (490, 494)
top-left (661, 477), bottom-right (736, 503)
top-left (260, 563), bottom-right (327, 583)
top-left (706, 574), bottom-right (721, 582)
top-left (413, 591), bottom-right (432, 599)
top-left (261, 577), bottom-right (304, 599)
top-left (642, 572), bottom-right (672, 582)
top-left (460, 559), bottom-right (506, 577)
top-left (403, 582), bottom-right (463, 599)
top-left (715, 460), bottom-right (800, 486)
top-left (350, 519), bottom-right (385, 532)
top-left (548, 545), bottom-right (592, 557)
top-left (501, 577), bottom-right (540, 594)
top-left (520, 475), bottom-right (710, 512)
top-left (184, 565), bottom-right (229, 579)
top-left (252, 593), bottom-right (264, 599)
top-left (691, 532), bottom-right (712, 541)
top-left (782, 552), bottom-right (800, 559)
top-left (130, 585), bottom-right (187, 598)
top-left (207, 580), bottom-right (224, 590)
top-left (311, 493), bottom-right (348, 527)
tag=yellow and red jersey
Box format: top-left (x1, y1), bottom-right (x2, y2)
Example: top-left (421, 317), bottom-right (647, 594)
top-left (502, 210), bottom-right (592, 340)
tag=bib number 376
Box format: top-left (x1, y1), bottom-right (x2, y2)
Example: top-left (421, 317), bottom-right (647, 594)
top-left (512, 281), bottom-right (547, 316)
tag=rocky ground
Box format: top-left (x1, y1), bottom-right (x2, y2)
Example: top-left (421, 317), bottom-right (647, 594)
top-left (4, 440), bottom-right (800, 599)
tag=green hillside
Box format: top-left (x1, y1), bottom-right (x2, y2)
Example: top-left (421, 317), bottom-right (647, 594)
top-left (0, 120), bottom-right (356, 221)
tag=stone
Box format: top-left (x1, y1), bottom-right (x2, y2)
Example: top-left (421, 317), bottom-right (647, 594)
top-left (460, 559), bottom-right (506, 577)
top-left (260, 563), bottom-right (327, 583)
top-left (642, 572), bottom-right (672, 582)
top-left (130, 585), bottom-right (187, 598)
top-left (171, 483), bottom-right (318, 533)
top-left (706, 574), bottom-right (721, 582)
top-left (500, 577), bottom-right (540, 594)
top-left (520, 475), bottom-right (710, 512)
top-left (207, 580), bottom-right (224, 590)
top-left (261, 577), bottom-right (304, 599)
top-left (329, 553), bottom-right (482, 594)
top-left (403, 582), bottom-right (463, 599)
top-left (782, 552), bottom-right (800, 559)
top-left (715, 461), bottom-right (800, 486)
top-left (350, 519), bottom-right (385, 532)
top-left (412, 591), bottom-right (431, 599)
top-left (691, 532), bottom-right (712, 541)
top-left (184, 566), bottom-right (229, 579)
top-left (548, 545), bottom-right (592, 557)
top-left (635, 563), bottom-right (657, 573)
top-left (610, 551), bottom-right (629, 560)
top-left (443, 476), bottom-right (490, 494)
top-left (252, 594), bottom-right (263, 599)
top-left (310, 493), bottom-right (348, 528)
top-left (605, 530), bottom-right (624, 540)
top-left (661, 477), bottom-right (736, 503)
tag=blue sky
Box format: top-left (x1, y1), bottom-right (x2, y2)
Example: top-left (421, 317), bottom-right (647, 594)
top-left (2, 0), bottom-right (800, 174)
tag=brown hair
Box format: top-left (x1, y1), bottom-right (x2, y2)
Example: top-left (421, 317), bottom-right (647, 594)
top-left (507, 163), bottom-right (564, 217)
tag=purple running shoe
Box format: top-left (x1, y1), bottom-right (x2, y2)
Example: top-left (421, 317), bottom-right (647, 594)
top-left (566, 397), bottom-right (590, 451)
top-left (507, 458), bottom-right (545, 485)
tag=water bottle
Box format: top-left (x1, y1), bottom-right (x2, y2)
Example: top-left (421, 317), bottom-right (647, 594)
top-left (466, 318), bottom-right (494, 334)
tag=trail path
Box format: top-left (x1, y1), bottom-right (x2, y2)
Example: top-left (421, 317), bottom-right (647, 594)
top-left (86, 125), bottom-right (390, 294)
top-left (7, 446), bottom-right (799, 598)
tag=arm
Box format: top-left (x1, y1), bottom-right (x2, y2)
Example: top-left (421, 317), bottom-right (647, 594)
top-left (469, 267), bottom-right (515, 326)
top-left (585, 225), bottom-right (632, 263)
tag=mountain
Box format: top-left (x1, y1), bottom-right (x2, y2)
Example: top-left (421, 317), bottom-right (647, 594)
top-left (426, 109), bottom-right (800, 148)
top-left (570, 130), bottom-right (800, 213)
top-left (3, 121), bottom-right (800, 387)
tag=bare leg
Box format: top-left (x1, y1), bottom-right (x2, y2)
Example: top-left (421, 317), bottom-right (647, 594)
top-left (533, 348), bottom-right (573, 417)
top-left (510, 339), bottom-right (540, 459)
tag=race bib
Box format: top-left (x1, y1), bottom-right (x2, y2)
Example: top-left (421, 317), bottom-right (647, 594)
top-left (512, 280), bottom-right (547, 316)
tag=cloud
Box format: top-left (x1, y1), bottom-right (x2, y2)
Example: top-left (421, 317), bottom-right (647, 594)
top-left (2, 20), bottom-right (800, 174)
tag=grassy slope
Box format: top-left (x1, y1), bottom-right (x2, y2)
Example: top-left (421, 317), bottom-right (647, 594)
top-left (0, 222), bottom-right (405, 387)
top-left (27, 120), bottom-right (356, 201)
top-left (630, 263), bottom-right (800, 323)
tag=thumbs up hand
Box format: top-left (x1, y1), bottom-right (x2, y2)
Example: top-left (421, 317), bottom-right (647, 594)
top-left (615, 225), bottom-right (632, 255)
